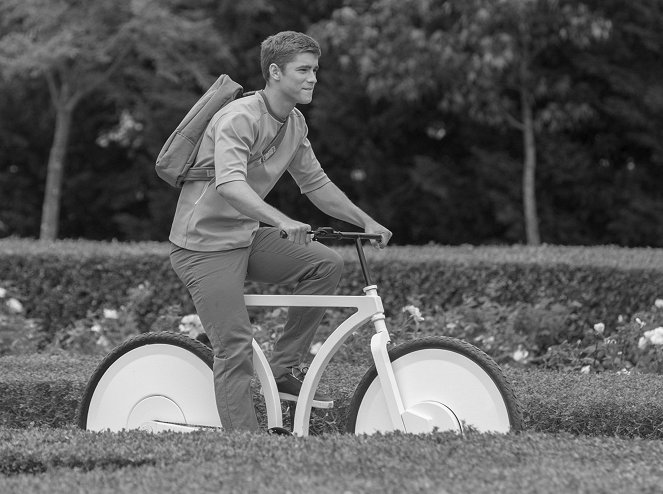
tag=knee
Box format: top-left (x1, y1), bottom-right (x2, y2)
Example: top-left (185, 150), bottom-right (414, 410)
top-left (322, 249), bottom-right (344, 282)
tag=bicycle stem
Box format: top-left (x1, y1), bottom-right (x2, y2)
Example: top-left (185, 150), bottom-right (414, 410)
top-left (354, 238), bottom-right (373, 286)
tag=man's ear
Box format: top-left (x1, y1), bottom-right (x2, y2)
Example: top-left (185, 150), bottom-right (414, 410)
top-left (269, 63), bottom-right (281, 82)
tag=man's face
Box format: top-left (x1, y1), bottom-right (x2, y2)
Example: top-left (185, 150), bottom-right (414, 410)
top-left (275, 52), bottom-right (319, 105)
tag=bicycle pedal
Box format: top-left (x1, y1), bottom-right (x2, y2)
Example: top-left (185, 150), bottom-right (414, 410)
top-left (278, 391), bottom-right (334, 409)
top-left (259, 388), bottom-right (334, 409)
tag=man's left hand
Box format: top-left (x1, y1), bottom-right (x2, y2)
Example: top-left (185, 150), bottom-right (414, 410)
top-left (365, 222), bottom-right (392, 249)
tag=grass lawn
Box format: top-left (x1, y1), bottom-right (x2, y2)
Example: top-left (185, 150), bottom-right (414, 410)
top-left (2, 427), bottom-right (663, 493)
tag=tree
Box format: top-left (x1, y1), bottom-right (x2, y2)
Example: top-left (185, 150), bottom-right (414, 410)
top-left (0, 0), bottom-right (227, 240)
top-left (317, 0), bottom-right (611, 244)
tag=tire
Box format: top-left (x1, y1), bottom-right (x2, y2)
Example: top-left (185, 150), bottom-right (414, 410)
top-left (346, 336), bottom-right (523, 434)
top-left (78, 331), bottom-right (219, 432)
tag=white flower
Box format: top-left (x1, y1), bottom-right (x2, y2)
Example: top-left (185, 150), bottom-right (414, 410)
top-left (644, 327), bottom-right (663, 346)
top-left (580, 365), bottom-right (591, 374)
top-left (616, 368), bottom-right (631, 375)
top-left (593, 322), bottom-right (605, 335)
top-left (512, 345), bottom-right (529, 363)
top-left (5, 298), bottom-right (23, 314)
top-left (310, 341), bottom-right (323, 355)
top-left (0, 287), bottom-right (6, 298)
top-left (103, 308), bottom-right (119, 319)
top-left (96, 335), bottom-right (111, 348)
top-left (90, 323), bottom-right (102, 333)
top-left (638, 336), bottom-right (648, 350)
top-left (179, 314), bottom-right (204, 337)
top-left (635, 317), bottom-right (645, 328)
top-left (655, 299), bottom-right (663, 309)
top-left (402, 305), bottom-right (424, 322)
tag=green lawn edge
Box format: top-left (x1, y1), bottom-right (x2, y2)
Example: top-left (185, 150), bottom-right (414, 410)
top-left (2, 428), bottom-right (663, 493)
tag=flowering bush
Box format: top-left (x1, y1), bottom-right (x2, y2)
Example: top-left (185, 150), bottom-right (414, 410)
top-left (4, 268), bottom-right (663, 378)
top-left (523, 299), bottom-right (663, 374)
top-left (382, 296), bottom-right (663, 375)
top-left (0, 282), bottom-right (42, 355)
top-left (50, 283), bottom-right (182, 354)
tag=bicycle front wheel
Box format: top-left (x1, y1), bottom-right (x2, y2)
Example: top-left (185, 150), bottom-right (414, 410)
top-left (346, 336), bottom-right (523, 435)
top-left (78, 332), bottom-right (219, 432)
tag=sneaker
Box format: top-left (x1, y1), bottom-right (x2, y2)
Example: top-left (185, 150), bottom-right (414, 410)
top-left (266, 426), bottom-right (293, 436)
top-left (274, 366), bottom-right (334, 409)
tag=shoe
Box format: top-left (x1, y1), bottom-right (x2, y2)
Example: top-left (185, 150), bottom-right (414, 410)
top-left (274, 366), bottom-right (334, 409)
top-left (266, 426), bottom-right (293, 436)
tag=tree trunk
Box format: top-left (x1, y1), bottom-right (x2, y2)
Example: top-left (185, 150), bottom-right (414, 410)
top-left (520, 87), bottom-right (540, 246)
top-left (40, 103), bottom-right (73, 240)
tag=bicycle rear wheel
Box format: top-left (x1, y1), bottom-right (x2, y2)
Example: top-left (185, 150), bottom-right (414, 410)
top-left (346, 336), bottom-right (523, 434)
top-left (78, 332), bottom-right (219, 432)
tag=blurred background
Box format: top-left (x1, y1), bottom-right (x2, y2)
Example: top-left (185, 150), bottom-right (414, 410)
top-left (0, 0), bottom-right (661, 247)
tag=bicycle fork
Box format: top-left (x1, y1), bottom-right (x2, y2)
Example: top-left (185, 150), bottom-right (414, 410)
top-left (366, 286), bottom-right (437, 433)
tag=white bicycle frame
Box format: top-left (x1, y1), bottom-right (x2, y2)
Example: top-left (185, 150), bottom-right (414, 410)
top-left (249, 284), bottom-right (429, 437)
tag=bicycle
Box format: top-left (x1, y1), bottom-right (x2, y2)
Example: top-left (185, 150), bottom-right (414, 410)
top-left (78, 228), bottom-right (523, 436)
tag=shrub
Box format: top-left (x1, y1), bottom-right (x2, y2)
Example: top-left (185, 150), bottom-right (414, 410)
top-left (4, 353), bottom-right (663, 439)
top-left (1, 239), bottom-right (662, 349)
top-left (535, 300), bottom-right (663, 374)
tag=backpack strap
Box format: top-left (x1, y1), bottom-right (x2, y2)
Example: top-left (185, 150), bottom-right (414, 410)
top-left (247, 115), bottom-right (289, 166)
top-left (183, 101), bottom-right (291, 183)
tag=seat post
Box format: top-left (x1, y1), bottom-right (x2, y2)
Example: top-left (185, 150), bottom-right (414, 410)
top-left (354, 238), bottom-right (373, 286)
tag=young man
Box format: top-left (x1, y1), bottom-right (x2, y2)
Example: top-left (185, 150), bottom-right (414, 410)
top-left (169, 31), bottom-right (391, 432)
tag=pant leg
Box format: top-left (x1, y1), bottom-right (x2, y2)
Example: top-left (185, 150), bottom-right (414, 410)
top-left (170, 244), bottom-right (258, 431)
top-left (246, 228), bottom-right (344, 378)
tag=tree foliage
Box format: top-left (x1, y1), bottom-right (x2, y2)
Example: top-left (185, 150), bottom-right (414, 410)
top-left (0, 0), bottom-right (228, 239)
top-left (316, 0), bottom-right (613, 245)
top-left (0, 0), bottom-right (661, 247)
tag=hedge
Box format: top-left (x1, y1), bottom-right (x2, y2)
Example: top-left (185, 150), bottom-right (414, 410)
top-left (3, 353), bottom-right (663, 439)
top-left (1, 239), bottom-right (662, 344)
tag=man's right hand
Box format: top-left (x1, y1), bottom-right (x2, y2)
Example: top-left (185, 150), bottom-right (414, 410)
top-left (278, 221), bottom-right (312, 245)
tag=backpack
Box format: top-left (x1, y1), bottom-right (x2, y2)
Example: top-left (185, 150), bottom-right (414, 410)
top-left (155, 74), bottom-right (289, 188)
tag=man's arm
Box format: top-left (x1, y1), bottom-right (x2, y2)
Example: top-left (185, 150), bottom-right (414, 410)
top-left (306, 182), bottom-right (392, 248)
top-left (217, 181), bottom-right (311, 245)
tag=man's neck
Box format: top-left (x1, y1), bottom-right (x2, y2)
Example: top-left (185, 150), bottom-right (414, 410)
top-left (262, 86), bottom-right (295, 121)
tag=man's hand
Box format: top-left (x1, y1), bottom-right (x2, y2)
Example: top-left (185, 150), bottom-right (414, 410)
top-left (365, 222), bottom-right (392, 249)
top-left (279, 220), bottom-right (312, 245)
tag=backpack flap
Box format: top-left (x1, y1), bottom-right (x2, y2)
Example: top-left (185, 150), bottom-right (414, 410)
top-left (155, 75), bottom-right (243, 187)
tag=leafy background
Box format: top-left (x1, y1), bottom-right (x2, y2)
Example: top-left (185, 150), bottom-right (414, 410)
top-left (0, 0), bottom-right (661, 246)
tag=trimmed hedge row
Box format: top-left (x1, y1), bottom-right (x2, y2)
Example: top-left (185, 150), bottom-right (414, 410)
top-left (0, 354), bottom-right (357, 432)
top-left (1, 239), bottom-right (662, 343)
top-left (3, 353), bottom-right (663, 438)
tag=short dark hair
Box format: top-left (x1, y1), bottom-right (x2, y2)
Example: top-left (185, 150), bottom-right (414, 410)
top-left (260, 31), bottom-right (321, 82)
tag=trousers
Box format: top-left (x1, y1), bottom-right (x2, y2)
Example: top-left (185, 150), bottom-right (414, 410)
top-left (169, 227), bottom-right (344, 431)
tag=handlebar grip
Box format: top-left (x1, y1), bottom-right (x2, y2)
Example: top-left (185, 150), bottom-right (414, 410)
top-left (280, 227), bottom-right (384, 242)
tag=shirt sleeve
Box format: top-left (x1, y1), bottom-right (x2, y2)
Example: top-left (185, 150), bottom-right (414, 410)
top-left (213, 111), bottom-right (257, 188)
top-left (287, 127), bottom-right (331, 194)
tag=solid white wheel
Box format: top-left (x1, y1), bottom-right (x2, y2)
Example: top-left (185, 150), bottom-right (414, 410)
top-left (79, 332), bottom-right (219, 432)
top-left (347, 337), bottom-right (523, 435)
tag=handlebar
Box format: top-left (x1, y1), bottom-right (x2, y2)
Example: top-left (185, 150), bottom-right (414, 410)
top-left (279, 227), bottom-right (383, 242)
top-left (311, 227), bottom-right (384, 242)
top-left (279, 227), bottom-right (382, 286)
